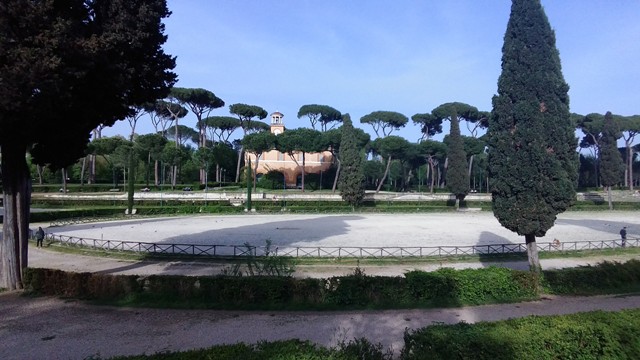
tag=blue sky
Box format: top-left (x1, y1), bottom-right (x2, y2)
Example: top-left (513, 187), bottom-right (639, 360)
top-left (103, 0), bottom-right (640, 144)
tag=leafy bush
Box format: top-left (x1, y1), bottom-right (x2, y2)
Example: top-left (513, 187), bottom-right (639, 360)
top-left (543, 260), bottom-right (640, 295)
top-left (24, 265), bottom-right (540, 311)
top-left (401, 309), bottom-right (640, 360)
top-left (405, 267), bottom-right (538, 306)
top-left (255, 170), bottom-right (285, 190)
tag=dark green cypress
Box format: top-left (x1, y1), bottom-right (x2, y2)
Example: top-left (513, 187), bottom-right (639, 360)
top-left (339, 115), bottom-right (366, 207)
top-left (488, 0), bottom-right (578, 272)
top-left (445, 114), bottom-right (469, 208)
top-left (599, 111), bottom-right (624, 209)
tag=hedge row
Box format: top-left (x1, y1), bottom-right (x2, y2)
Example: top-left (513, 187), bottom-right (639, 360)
top-left (402, 309), bottom-right (640, 360)
top-left (24, 266), bottom-right (539, 310)
top-left (24, 261), bottom-right (640, 310)
top-left (543, 259), bottom-right (640, 295)
top-left (32, 183), bottom-right (244, 193)
top-left (28, 205), bottom-right (245, 223)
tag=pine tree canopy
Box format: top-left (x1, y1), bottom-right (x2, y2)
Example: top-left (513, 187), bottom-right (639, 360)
top-left (599, 111), bottom-right (625, 187)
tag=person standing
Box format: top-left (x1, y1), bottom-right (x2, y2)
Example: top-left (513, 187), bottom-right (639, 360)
top-left (620, 226), bottom-right (627, 248)
top-left (35, 227), bottom-right (45, 247)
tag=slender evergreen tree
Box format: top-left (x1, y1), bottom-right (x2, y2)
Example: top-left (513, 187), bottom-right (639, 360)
top-left (445, 114), bottom-right (469, 208)
top-left (600, 111), bottom-right (625, 209)
top-left (339, 115), bottom-right (366, 207)
top-left (488, 0), bottom-right (578, 272)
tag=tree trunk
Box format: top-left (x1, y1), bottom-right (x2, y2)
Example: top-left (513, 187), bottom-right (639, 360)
top-left (235, 146), bottom-right (243, 183)
top-left (127, 150), bottom-right (135, 214)
top-left (331, 159), bottom-right (341, 193)
top-left (301, 152), bottom-right (306, 192)
top-left (525, 234), bottom-right (541, 273)
top-left (199, 129), bottom-right (206, 185)
top-left (1, 142), bottom-right (31, 290)
top-left (61, 168), bottom-right (68, 193)
top-left (88, 154), bottom-right (94, 184)
top-left (145, 152), bottom-right (150, 187)
top-left (36, 165), bottom-right (44, 185)
top-left (468, 154), bottom-right (475, 178)
top-left (171, 165), bottom-right (177, 189)
top-left (607, 185), bottom-right (613, 210)
top-left (253, 154), bottom-right (261, 191)
top-left (154, 160), bottom-right (159, 186)
top-left (80, 157), bottom-right (87, 186)
top-left (375, 155), bottom-right (393, 193)
top-left (245, 158), bottom-right (252, 211)
top-left (429, 159), bottom-right (435, 193)
top-left (628, 144), bottom-right (634, 191)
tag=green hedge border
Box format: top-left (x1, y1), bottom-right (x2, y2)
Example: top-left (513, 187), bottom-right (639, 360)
top-left (24, 266), bottom-right (539, 310)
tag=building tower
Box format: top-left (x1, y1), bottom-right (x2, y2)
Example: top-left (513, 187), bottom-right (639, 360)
top-left (270, 111), bottom-right (284, 135)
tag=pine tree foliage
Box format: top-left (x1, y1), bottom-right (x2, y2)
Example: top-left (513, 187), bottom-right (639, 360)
top-left (600, 112), bottom-right (625, 187)
top-left (339, 115), bottom-right (366, 207)
top-left (445, 115), bottom-right (469, 204)
top-left (600, 112), bottom-right (625, 209)
top-left (488, 0), bottom-right (578, 271)
top-left (0, 0), bottom-right (176, 290)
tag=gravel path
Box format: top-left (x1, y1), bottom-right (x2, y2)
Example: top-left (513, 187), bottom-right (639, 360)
top-left (44, 212), bottom-right (640, 248)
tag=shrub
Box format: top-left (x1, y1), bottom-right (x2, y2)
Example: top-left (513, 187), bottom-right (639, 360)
top-left (543, 260), bottom-right (640, 295)
top-left (401, 309), bottom-right (640, 360)
top-left (405, 267), bottom-right (538, 306)
top-left (24, 265), bottom-right (540, 311)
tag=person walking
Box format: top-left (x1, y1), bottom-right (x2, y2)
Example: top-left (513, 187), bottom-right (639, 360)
top-left (35, 227), bottom-right (45, 248)
top-left (619, 226), bottom-right (627, 248)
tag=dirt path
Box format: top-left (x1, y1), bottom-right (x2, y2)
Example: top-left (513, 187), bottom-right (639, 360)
top-left (1, 291), bottom-right (639, 360)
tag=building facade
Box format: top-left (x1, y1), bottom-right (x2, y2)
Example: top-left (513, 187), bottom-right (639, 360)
top-left (245, 112), bottom-right (334, 188)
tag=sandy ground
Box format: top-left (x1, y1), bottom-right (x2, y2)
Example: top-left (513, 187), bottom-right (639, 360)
top-left (29, 211), bottom-right (640, 277)
top-left (44, 211), bottom-right (639, 248)
top-left (2, 211), bottom-right (638, 359)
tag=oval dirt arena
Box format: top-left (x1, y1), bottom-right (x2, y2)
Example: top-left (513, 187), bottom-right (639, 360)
top-left (47, 211), bottom-right (639, 250)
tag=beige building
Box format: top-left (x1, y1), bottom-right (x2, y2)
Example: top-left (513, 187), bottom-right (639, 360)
top-left (245, 112), bottom-right (334, 187)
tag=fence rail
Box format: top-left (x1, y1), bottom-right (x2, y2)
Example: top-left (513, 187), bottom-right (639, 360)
top-left (44, 233), bottom-right (638, 259)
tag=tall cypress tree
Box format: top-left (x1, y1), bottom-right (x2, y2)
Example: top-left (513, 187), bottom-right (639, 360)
top-left (600, 111), bottom-right (625, 210)
top-left (339, 115), bottom-right (366, 208)
top-left (445, 113), bottom-right (469, 208)
top-left (488, 0), bottom-right (578, 272)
